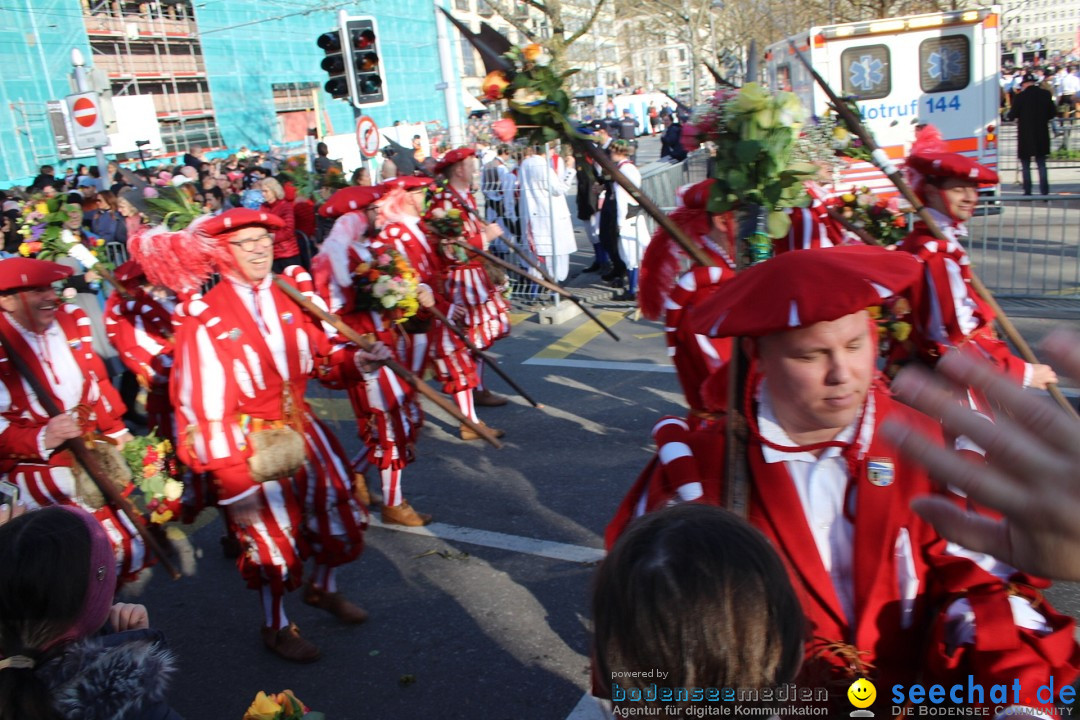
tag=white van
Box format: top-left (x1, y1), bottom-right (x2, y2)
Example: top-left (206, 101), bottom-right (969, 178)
top-left (765, 7), bottom-right (1002, 196)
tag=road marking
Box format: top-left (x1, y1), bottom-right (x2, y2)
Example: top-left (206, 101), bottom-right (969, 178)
top-left (369, 517), bottom-right (605, 564)
top-left (524, 358), bottom-right (675, 373)
top-left (530, 311), bottom-right (626, 360)
top-left (509, 311), bottom-right (532, 325)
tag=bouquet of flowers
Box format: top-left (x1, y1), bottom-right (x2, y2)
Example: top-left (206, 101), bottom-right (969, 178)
top-left (243, 690), bottom-right (323, 720)
top-left (681, 83), bottom-right (819, 239)
top-left (16, 196), bottom-right (107, 262)
top-left (481, 42), bottom-right (577, 146)
top-left (120, 432), bottom-right (184, 524)
top-left (422, 205), bottom-right (472, 263)
top-left (830, 187), bottom-right (909, 246)
top-left (352, 248), bottom-right (420, 322)
top-left (871, 297), bottom-right (915, 376)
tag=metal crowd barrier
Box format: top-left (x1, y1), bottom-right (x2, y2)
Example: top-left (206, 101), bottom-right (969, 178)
top-left (966, 195), bottom-right (1080, 307)
top-left (996, 120), bottom-right (1080, 172)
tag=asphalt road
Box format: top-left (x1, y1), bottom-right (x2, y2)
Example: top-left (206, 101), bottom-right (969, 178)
top-left (124, 135), bottom-right (1080, 719)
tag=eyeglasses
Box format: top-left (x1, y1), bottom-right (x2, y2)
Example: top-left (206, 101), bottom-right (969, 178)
top-left (228, 233), bottom-right (274, 252)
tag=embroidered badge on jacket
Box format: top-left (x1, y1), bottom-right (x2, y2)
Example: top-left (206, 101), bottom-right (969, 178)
top-left (229, 328), bottom-right (242, 341)
top-left (867, 458), bottom-right (895, 487)
top-left (281, 312), bottom-right (293, 325)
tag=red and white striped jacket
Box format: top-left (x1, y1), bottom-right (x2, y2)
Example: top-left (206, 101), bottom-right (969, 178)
top-left (171, 268), bottom-right (364, 503)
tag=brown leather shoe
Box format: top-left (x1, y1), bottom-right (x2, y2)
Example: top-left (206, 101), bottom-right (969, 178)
top-left (460, 421), bottom-right (505, 442)
top-left (381, 500), bottom-right (432, 527)
top-left (261, 623), bottom-right (321, 663)
top-left (303, 583), bottom-right (369, 625)
top-left (352, 473), bottom-right (373, 507)
top-left (474, 388), bottom-right (508, 407)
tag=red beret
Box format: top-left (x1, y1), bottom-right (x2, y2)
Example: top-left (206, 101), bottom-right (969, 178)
top-left (377, 176), bottom-right (434, 193)
top-left (113, 259), bottom-right (146, 285)
top-left (906, 152), bottom-right (998, 185)
top-left (318, 186), bottom-right (383, 218)
top-left (687, 246), bottom-right (922, 338)
top-left (677, 179), bottom-right (715, 211)
top-left (196, 208), bottom-right (285, 238)
top-left (433, 147), bottom-right (475, 175)
top-left (0, 258), bottom-right (73, 292)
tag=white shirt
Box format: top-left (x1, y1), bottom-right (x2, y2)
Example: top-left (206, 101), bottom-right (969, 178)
top-left (758, 382), bottom-right (859, 624)
top-left (1062, 72), bottom-right (1080, 95)
top-left (226, 275), bottom-right (289, 382)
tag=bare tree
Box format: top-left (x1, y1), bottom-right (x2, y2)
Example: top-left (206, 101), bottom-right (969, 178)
top-left (480, 0), bottom-right (611, 71)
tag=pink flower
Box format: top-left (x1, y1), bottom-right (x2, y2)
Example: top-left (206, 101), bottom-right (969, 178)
top-left (143, 187), bottom-right (159, 198)
top-left (376, 253), bottom-right (391, 265)
top-left (680, 124), bottom-right (701, 152)
top-left (493, 117), bottom-right (517, 143)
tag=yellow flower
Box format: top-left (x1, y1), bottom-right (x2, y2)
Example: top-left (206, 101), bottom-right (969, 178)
top-left (95, 238), bottom-right (105, 247)
top-left (891, 321), bottom-right (912, 342)
top-left (150, 507), bottom-right (174, 524)
top-left (243, 691), bottom-right (282, 720)
top-left (18, 243), bottom-right (31, 257)
top-left (522, 43), bottom-right (542, 62)
top-left (841, 193), bottom-right (856, 204)
top-left (35, 202), bottom-right (48, 214)
top-left (867, 306), bottom-right (882, 320)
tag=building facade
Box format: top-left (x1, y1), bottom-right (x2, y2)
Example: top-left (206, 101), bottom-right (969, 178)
top-left (0, 0), bottom-right (453, 186)
top-left (999, 0), bottom-right (1079, 64)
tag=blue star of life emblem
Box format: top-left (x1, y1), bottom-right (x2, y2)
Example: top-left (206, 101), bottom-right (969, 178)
top-left (849, 55), bottom-right (885, 92)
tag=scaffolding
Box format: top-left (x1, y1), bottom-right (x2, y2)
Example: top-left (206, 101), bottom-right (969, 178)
top-left (82, 0), bottom-right (223, 153)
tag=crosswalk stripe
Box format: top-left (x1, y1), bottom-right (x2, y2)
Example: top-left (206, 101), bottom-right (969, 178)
top-left (369, 516), bottom-right (605, 564)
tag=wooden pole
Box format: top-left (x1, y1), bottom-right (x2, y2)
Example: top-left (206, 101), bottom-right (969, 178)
top-left (271, 278), bottom-right (503, 449)
top-left (427, 305), bottom-right (541, 408)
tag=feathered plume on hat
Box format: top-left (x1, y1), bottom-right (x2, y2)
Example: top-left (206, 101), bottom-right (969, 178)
top-left (127, 215), bottom-right (219, 296)
top-left (905, 125), bottom-right (947, 199)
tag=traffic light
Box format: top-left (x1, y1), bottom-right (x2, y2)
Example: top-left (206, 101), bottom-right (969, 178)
top-left (344, 17), bottom-right (387, 107)
top-left (316, 15), bottom-right (387, 108)
top-left (317, 29), bottom-right (352, 101)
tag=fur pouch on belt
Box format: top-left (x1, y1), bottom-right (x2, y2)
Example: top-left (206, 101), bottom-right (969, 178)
top-left (71, 440), bottom-right (134, 510)
top-left (247, 427), bottom-right (306, 483)
top-left (482, 259), bottom-right (508, 289)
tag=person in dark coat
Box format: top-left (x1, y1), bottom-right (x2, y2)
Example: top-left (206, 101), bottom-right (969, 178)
top-left (1008, 73), bottom-right (1057, 196)
top-left (0, 506), bottom-right (183, 720)
top-left (660, 115), bottom-right (687, 162)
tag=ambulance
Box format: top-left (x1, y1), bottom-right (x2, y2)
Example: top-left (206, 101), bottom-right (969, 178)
top-left (764, 7), bottom-right (1002, 197)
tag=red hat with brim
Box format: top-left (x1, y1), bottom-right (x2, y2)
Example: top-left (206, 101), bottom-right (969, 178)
top-left (678, 179), bottom-right (716, 210)
top-left (687, 246), bottom-right (923, 338)
top-left (377, 176), bottom-right (434, 193)
top-left (196, 208), bottom-right (285, 238)
top-left (113, 259), bottom-right (146, 286)
top-left (318, 186), bottom-right (383, 219)
top-left (906, 152), bottom-right (999, 185)
top-left (0, 258), bottom-right (73, 293)
top-left (433, 147), bottom-right (475, 175)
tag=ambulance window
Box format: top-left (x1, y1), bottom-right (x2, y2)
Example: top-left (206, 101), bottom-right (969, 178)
top-left (777, 64), bottom-right (792, 92)
top-left (841, 45), bottom-right (890, 100)
top-left (919, 35), bottom-right (970, 93)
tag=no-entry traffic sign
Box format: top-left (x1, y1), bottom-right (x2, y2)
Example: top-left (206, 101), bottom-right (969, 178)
top-left (356, 115), bottom-right (380, 159)
top-left (65, 92), bottom-right (109, 148)
top-left (72, 97), bottom-right (97, 127)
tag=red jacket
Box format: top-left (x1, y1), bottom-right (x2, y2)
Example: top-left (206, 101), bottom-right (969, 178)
top-left (262, 198), bottom-right (298, 259)
top-left (607, 381), bottom-right (1079, 708)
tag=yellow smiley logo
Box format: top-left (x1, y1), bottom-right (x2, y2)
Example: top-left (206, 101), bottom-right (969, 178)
top-left (848, 677), bottom-right (876, 709)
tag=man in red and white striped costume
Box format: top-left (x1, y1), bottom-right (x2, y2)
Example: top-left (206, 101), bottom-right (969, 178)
top-left (898, 132), bottom-right (1056, 392)
top-left (103, 259), bottom-right (176, 440)
top-left (170, 208), bottom-right (390, 663)
top-left (611, 180), bottom-right (738, 545)
top-left (311, 184), bottom-right (433, 527)
top-left (775, 180), bottom-right (854, 254)
top-left (427, 147), bottom-right (510, 440)
top-left (0, 257), bottom-right (147, 582)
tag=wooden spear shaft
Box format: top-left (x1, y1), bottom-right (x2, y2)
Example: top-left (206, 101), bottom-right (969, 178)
top-left (426, 305), bottom-right (541, 408)
top-left (271, 278), bottom-right (503, 449)
top-left (0, 333), bottom-right (181, 579)
top-left (423, 171), bottom-right (622, 341)
top-left (450, 239), bottom-right (623, 342)
top-left (789, 40), bottom-right (1078, 420)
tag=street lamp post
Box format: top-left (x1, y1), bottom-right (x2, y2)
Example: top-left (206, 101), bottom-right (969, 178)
top-left (70, 48), bottom-right (111, 187)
